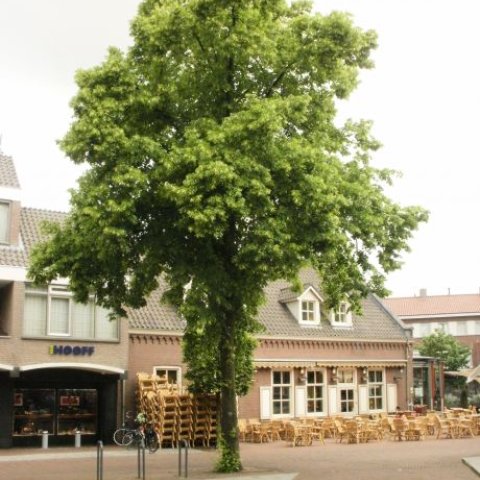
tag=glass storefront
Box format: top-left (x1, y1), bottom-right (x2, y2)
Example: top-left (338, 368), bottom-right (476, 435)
top-left (13, 388), bottom-right (97, 437)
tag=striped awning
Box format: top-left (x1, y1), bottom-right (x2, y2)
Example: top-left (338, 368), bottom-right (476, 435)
top-left (254, 360), bottom-right (407, 369)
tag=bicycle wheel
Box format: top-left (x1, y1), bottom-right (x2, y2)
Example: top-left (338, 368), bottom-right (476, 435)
top-left (122, 431), bottom-right (135, 447)
top-left (145, 430), bottom-right (159, 453)
top-left (113, 428), bottom-right (132, 446)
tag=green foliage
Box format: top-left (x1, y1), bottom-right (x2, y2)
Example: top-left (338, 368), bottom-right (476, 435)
top-left (215, 435), bottom-right (242, 473)
top-left (28, 0), bottom-right (428, 471)
top-left (418, 331), bottom-right (471, 371)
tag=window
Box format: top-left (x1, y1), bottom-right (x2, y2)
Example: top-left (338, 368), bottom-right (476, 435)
top-left (419, 322), bottom-right (431, 337)
top-left (306, 370), bottom-right (324, 414)
top-left (330, 301), bottom-right (352, 326)
top-left (23, 284), bottom-right (118, 341)
top-left (272, 371), bottom-right (291, 415)
top-left (456, 321), bottom-right (468, 336)
top-left (301, 301), bottom-right (315, 322)
top-left (337, 369), bottom-right (354, 384)
top-left (436, 322), bottom-right (449, 334)
top-left (339, 389), bottom-right (355, 413)
top-left (0, 201), bottom-right (9, 243)
top-left (368, 370), bottom-right (384, 410)
top-left (154, 367), bottom-right (181, 387)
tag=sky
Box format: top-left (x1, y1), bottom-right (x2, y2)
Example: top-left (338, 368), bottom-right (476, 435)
top-left (0, 0), bottom-right (479, 298)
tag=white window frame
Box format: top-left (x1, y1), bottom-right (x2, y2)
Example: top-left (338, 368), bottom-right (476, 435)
top-left (24, 283), bottom-right (118, 341)
top-left (301, 300), bottom-right (315, 322)
top-left (271, 370), bottom-right (293, 417)
top-left (367, 369), bottom-right (385, 412)
top-left (47, 285), bottom-right (72, 336)
top-left (305, 369), bottom-right (326, 416)
top-left (0, 200), bottom-right (10, 244)
top-left (297, 292), bottom-right (321, 326)
top-left (336, 368), bottom-right (355, 385)
top-left (330, 301), bottom-right (352, 327)
top-left (153, 366), bottom-right (182, 388)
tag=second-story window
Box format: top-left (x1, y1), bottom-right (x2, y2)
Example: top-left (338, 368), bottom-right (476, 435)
top-left (0, 201), bottom-right (10, 244)
top-left (23, 284), bottom-right (118, 340)
top-left (330, 301), bottom-right (352, 326)
top-left (301, 301), bottom-right (315, 322)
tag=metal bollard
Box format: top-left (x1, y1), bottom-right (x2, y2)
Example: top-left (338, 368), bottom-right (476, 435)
top-left (178, 439), bottom-right (188, 478)
top-left (41, 431), bottom-right (49, 449)
top-left (137, 439), bottom-right (146, 480)
top-left (97, 441), bottom-right (104, 480)
top-left (74, 430), bottom-right (81, 448)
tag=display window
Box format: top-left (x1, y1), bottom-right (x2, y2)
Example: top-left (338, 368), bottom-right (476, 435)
top-left (13, 388), bottom-right (97, 437)
top-left (13, 389), bottom-right (55, 435)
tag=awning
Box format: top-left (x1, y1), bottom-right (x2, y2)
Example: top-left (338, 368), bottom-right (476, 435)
top-left (254, 360), bottom-right (407, 369)
top-left (467, 365), bottom-right (480, 383)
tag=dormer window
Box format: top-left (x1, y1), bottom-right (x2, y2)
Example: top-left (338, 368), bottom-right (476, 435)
top-left (330, 301), bottom-right (352, 327)
top-left (301, 301), bottom-right (315, 322)
top-left (279, 284), bottom-right (323, 327)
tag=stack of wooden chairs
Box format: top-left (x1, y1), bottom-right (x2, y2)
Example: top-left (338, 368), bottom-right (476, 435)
top-left (136, 373), bottom-right (218, 448)
top-left (192, 393), bottom-right (218, 447)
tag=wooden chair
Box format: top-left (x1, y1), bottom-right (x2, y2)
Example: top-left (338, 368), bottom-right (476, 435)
top-left (268, 421), bottom-right (283, 441)
top-left (458, 417), bottom-right (475, 438)
top-left (311, 420), bottom-right (325, 444)
top-left (405, 418), bottom-right (427, 441)
top-left (364, 420), bottom-right (383, 441)
top-left (391, 417), bottom-right (408, 441)
top-left (344, 420), bottom-right (364, 444)
top-left (285, 423), bottom-right (313, 447)
top-left (251, 422), bottom-right (271, 443)
top-left (333, 418), bottom-right (348, 443)
top-left (433, 414), bottom-right (454, 439)
top-left (237, 419), bottom-right (247, 442)
top-left (321, 417), bottom-right (336, 439)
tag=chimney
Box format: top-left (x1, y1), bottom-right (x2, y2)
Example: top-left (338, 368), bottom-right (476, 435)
top-left (419, 288), bottom-right (427, 297)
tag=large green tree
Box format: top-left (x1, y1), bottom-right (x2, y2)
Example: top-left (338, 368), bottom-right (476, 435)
top-left (418, 331), bottom-right (471, 371)
top-left (29, 0), bottom-right (427, 471)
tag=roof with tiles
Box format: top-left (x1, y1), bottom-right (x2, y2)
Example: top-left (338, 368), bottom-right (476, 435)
top-left (383, 294), bottom-right (480, 318)
top-left (0, 207), bottom-right (67, 268)
top-left (0, 153), bottom-right (21, 189)
top-left (129, 268), bottom-right (409, 341)
top-left (258, 269), bottom-right (408, 340)
top-left (126, 280), bottom-right (186, 332)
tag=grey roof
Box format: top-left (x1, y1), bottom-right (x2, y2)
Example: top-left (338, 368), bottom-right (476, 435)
top-left (0, 207), bottom-right (66, 267)
top-left (258, 270), bottom-right (409, 341)
top-left (129, 268), bottom-right (409, 341)
top-left (126, 279), bottom-right (186, 332)
top-left (0, 153), bottom-right (21, 189)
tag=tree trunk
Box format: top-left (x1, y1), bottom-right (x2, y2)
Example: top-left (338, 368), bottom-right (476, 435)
top-left (217, 313), bottom-right (242, 472)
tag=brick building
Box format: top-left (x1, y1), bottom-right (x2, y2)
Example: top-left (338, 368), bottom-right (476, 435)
top-left (0, 152), bottom-right (415, 447)
top-left (0, 153), bottom-right (128, 448)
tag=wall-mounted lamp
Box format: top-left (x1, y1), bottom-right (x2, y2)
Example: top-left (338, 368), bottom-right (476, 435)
top-left (298, 367), bottom-right (307, 384)
top-left (362, 367), bottom-right (368, 382)
top-left (393, 367), bottom-right (405, 382)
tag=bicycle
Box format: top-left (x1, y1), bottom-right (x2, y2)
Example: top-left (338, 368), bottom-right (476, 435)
top-left (113, 411), bottom-right (159, 453)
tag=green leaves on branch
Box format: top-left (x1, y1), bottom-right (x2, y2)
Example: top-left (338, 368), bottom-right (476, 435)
top-left (418, 331), bottom-right (471, 372)
top-left (28, 0), bottom-right (428, 472)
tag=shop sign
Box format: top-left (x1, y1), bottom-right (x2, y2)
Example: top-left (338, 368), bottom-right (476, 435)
top-left (49, 345), bottom-right (95, 356)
